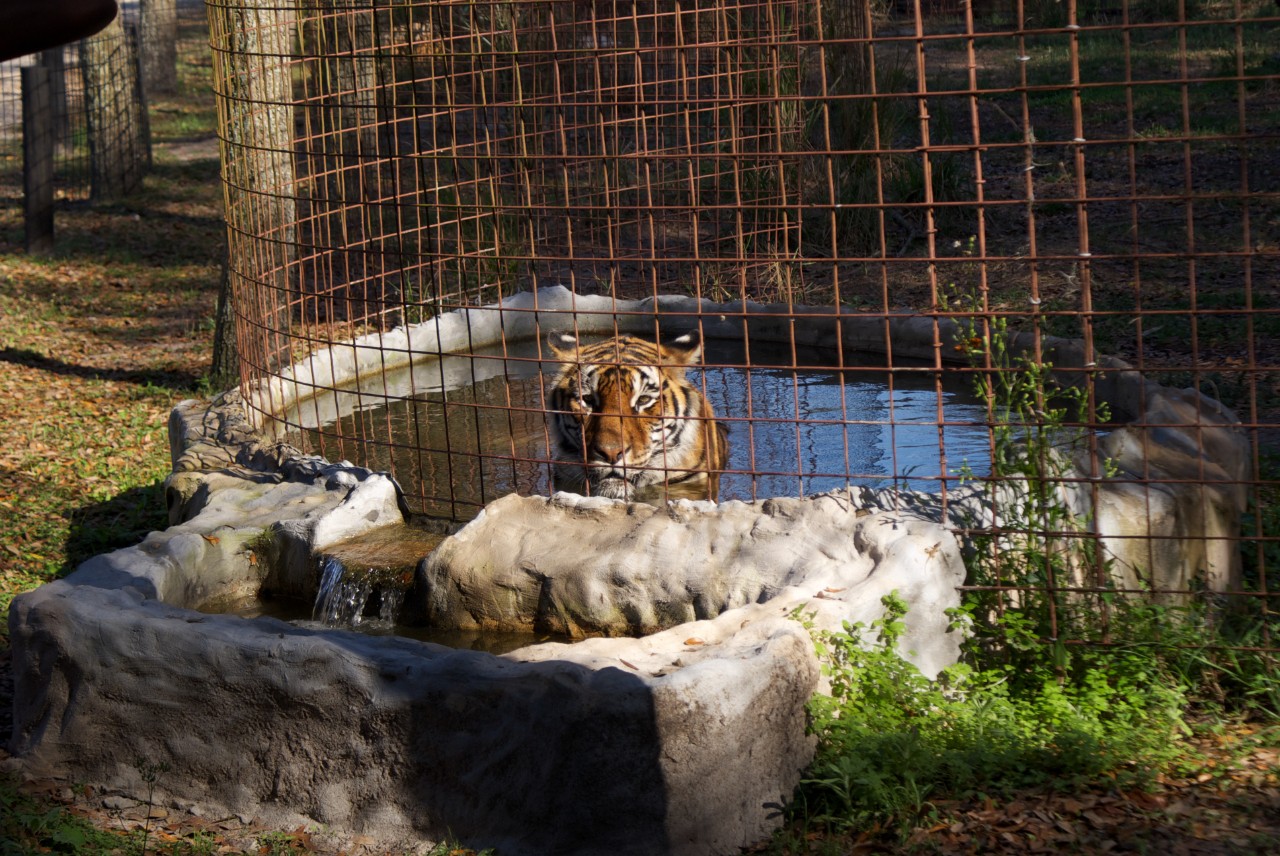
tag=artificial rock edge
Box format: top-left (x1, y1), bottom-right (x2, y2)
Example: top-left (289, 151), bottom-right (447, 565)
top-left (5, 288), bottom-right (1249, 855)
top-left (5, 397), bottom-right (969, 856)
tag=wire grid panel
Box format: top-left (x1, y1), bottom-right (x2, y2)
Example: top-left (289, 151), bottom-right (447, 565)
top-left (0, 45), bottom-right (103, 207)
top-left (207, 0), bottom-right (1279, 635)
top-left (80, 18), bottom-right (152, 201)
top-left (0, 6), bottom-right (171, 211)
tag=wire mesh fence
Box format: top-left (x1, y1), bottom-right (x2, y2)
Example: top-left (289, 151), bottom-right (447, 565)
top-left (79, 16), bottom-right (152, 201)
top-left (0, 47), bottom-right (94, 207)
top-left (207, 0), bottom-right (1279, 647)
top-left (0, 14), bottom-right (156, 219)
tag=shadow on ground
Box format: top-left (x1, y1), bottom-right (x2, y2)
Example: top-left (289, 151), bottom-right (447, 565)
top-left (0, 347), bottom-right (203, 390)
top-left (63, 482), bottom-right (169, 575)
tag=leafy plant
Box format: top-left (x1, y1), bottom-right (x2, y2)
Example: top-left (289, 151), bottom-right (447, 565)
top-left (796, 593), bottom-right (1191, 841)
top-left (131, 756), bottom-right (171, 856)
top-left (254, 830), bottom-right (313, 856)
top-left (423, 843), bottom-right (498, 856)
top-left (945, 272), bottom-right (1122, 653)
top-left (0, 774), bottom-right (120, 855)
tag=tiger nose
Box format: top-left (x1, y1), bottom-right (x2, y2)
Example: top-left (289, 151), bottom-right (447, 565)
top-left (590, 436), bottom-right (628, 466)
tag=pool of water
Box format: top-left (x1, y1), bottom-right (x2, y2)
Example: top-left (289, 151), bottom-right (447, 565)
top-left (285, 336), bottom-right (994, 518)
top-left (202, 593), bottom-right (563, 654)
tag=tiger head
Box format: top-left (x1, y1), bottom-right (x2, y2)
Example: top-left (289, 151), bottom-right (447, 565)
top-left (546, 330), bottom-right (728, 501)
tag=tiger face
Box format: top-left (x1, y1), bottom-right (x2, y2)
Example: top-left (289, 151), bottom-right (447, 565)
top-left (546, 331), bottom-right (729, 501)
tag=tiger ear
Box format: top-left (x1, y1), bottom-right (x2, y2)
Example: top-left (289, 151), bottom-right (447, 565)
top-left (662, 329), bottom-right (703, 365)
top-left (547, 331), bottom-right (579, 360)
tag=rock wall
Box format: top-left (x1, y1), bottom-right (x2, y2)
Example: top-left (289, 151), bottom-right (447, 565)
top-left (421, 491), bottom-right (966, 679)
top-left (6, 285), bottom-right (1252, 854)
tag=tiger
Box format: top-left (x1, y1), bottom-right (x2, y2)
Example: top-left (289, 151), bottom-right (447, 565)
top-left (546, 330), bottom-right (730, 502)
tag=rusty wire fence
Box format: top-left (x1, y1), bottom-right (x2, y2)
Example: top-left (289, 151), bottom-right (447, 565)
top-left (207, 0), bottom-right (1279, 649)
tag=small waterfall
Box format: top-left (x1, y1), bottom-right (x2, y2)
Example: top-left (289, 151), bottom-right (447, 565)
top-left (313, 556), bottom-right (370, 626)
top-left (379, 587), bottom-right (405, 623)
top-left (307, 524), bottom-right (444, 632)
top-left (312, 555), bottom-right (408, 629)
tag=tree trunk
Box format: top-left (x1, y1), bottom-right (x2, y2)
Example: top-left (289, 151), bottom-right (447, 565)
top-left (207, 0), bottom-right (298, 379)
top-left (80, 17), bottom-right (147, 200)
top-left (209, 259), bottom-right (240, 391)
top-left (140, 0), bottom-right (179, 97)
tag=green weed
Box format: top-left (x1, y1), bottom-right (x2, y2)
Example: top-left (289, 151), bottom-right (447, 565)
top-left (0, 774), bottom-right (121, 855)
top-left (128, 757), bottom-right (171, 856)
top-left (254, 831), bottom-right (307, 856)
top-left (795, 594), bottom-right (1191, 841)
top-left (423, 843), bottom-right (498, 856)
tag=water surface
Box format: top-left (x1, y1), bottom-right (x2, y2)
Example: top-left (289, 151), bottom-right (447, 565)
top-left (285, 336), bottom-right (993, 518)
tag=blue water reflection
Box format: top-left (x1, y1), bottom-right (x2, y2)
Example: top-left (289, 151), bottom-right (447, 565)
top-left (697, 341), bottom-right (990, 499)
top-left (288, 336), bottom-right (993, 517)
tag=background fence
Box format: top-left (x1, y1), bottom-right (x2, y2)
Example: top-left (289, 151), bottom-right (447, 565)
top-left (207, 0), bottom-right (1279, 646)
top-left (0, 47), bottom-right (96, 215)
top-left (0, 3), bottom-right (172, 250)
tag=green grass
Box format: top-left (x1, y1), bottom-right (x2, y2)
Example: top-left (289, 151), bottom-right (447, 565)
top-left (1020, 16), bottom-right (1280, 134)
top-left (918, 4), bottom-right (1280, 144)
top-left (146, 20), bottom-right (218, 145)
top-left (0, 379), bottom-right (175, 618)
top-left (0, 118), bottom-right (224, 627)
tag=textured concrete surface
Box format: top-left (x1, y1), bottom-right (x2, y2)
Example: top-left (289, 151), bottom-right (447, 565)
top-left (423, 491), bottom-right (966, 679)
top-left (8, 403), bottom-right (833, 855)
